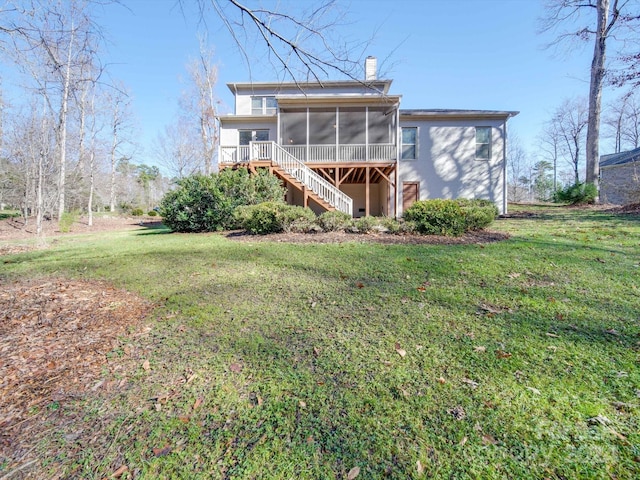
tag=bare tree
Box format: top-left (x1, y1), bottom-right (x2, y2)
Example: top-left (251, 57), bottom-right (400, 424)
top-left (603, 90), bottom-right (640, 152)
top-left (183, 36), bottom-right (220, 175)
top-left (153, 122), bottom-right (201, 180)
top-left (554, 98), bottom-right (589, 184)
top-left (538, 120), bottom-right (562, 192)
top-left (105, 85), bottom-right (133, 212)
top-left (507, 132), bottom-right (531, 202)
top-left (5, 0), bottom-right (103, 219)
top-left (189, 0), bottom-right (373, 83)
top-left (540, 0), bottom-right (640, 197)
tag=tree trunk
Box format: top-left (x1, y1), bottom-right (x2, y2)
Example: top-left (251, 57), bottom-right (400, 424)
top-left (110, 131), bottom-right (117, 212)
top-left (88, 150), bottom-right (94, 226)
top-left (585, 0), bottom-right (609, 196)
top-left (57, 25), bottom-right (75, 220)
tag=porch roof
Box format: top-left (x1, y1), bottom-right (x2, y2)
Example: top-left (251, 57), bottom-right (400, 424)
top-left (216, 114), bottom-right (276, 124)
top-left (227, 79), bottom-right (393, 95)
top-left (276, 94), bottom-right (401, 107)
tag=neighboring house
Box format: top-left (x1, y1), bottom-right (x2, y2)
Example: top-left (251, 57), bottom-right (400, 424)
top-left (600, 146), bottom-right (640, 205)
top-left (217, 57), bottom-right (518, 217)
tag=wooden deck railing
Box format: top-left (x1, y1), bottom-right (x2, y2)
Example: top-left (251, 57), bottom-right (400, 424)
top-left (220, 143), bottom-right (396, 164)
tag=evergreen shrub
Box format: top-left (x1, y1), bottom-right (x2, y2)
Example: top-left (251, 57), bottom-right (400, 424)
top-left (403, 198), bottom-right (497, 236)
top-left (552, 182), bottom-right (597, 205)
top-left (160, 169), bottom-right (285, 232)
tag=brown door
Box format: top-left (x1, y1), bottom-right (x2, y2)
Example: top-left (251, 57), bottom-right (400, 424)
top-left (402, 182), bottom-right (419, 212)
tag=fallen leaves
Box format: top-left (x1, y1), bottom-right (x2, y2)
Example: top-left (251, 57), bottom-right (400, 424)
top-left (395, 342), bottom-right (407, 358)
top-left (152, 444), bottom-right (172, 457)
top-left (0, 278), bottom-right (154, 472)
top-left (495, 350), bottom-right (512, 359)
top-left (482, 434), bottom-right (498, 445)
top-left (347, 466), bottom-right (361, 479)
top-left (478, 303), bottom-right (513, 315)
top-left (193, 397), bottom-right (203, 410)
top-left (462, 378), bottom-right (479, 389)
top-left (142, 359), bottom-right (151, 371)
top-left (448, 405), bottom-right (466, 420)
top-left (229, 362), bottom-right (244, 373)
top-left (110, 465), bottom-right (129, 478)
top-left (473, 346), bottom-right (486, 353)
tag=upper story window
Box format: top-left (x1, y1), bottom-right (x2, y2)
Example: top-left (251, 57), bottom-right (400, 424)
top-left (401, 127), bottom-right (417, 160)
top-left (251, 96), bottom-right (277, 115)
top-left (475, 127), bottom-right (491, 160)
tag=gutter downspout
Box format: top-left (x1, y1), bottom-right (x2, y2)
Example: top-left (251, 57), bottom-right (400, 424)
top-left (502, 118), bottom-right (508, 215)
top-left (395, 106), bottom-right (401, 218)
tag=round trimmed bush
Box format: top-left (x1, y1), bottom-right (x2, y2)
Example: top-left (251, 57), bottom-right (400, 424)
top-left (403, 198), bottom-right (497, 236)
top-left (316, 210), bottom-right (352, 232)
top-left (236, 202), bottom-right (316, 234)
top-left (131, 208), bottom-right (144, 216)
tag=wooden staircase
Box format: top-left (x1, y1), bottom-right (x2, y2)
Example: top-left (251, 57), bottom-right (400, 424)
top-left (271, 166), bottom-right (336, 212)
top-left (250, 141), bottom-right (353, 215)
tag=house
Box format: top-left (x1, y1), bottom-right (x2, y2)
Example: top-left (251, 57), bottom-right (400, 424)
top-left (599, 146), bottom-right (640, 205)
top-left (217, 57), bottom-right (518, 217)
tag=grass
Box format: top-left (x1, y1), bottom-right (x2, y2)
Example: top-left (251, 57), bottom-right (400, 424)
top-left (1, 205), bottom-right (639, 479)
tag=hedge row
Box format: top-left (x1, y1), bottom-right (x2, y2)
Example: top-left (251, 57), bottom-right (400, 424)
top-left (159, 171), bottom-right (498, 236)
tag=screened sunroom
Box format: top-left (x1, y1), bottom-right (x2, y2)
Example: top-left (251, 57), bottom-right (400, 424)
top-left (278, 101), bottom-right (400, 163)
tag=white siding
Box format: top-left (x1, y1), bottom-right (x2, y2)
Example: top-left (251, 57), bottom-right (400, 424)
top-left (398, 118), bottom-right (506, 215)
top-left (219, 121), bottom-right (277, 145)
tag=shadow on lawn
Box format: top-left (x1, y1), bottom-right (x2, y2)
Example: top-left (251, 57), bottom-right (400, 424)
top-left (135, 221), bottom-right (173, 235)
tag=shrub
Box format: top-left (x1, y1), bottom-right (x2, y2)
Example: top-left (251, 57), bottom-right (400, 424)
top-left (553, 182), bottom-right (597, 205)
top-left (354, 215), bottom-right (378, 233)
top-left (457, 199), bottom-right (499, 231)
top-left (237, 202), bottom-right (316, 234)
top-left (58, 210), bottom-right (80, 233)
top-left (279, 206), bottom-right (316, 233)
top-left (131, 208), bottom-right (144, 216)
top-left (379, 216), bottom-right (401, 234)
top-left (147, 210), bottom-right (158, 217)
top-left (404, 199), bottom-right (466, 235)
top-left (316, 211), bottom-right (352, 232)
top-left (160, 169), bottom-right (286, 232)
top-left (403, 198), bottom-right (497, 236)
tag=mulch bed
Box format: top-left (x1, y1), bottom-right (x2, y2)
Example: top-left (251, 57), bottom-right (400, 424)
top-left (0, 278), bottom-right (155, 479)
top-left (225, 229), bottom-right (510, 245)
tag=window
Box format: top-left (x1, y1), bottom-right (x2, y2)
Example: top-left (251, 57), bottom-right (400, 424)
top-left (475, 127), bottom-right (491, 160)
top-left (401, 127), bottom-right (417, 160)
top-left (251, 96), bottom-right (277, 115)
top-left (239, 130), bottom-right (269, 145)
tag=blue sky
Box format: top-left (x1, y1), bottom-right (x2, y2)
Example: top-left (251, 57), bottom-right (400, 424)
top-left (93, 0), bottom-right (609, 167)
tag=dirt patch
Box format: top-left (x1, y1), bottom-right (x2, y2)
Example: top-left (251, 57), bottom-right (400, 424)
top-left (606, 202), bottom-right (640, 215)
top-left (0, 278), bottom-right (155, 479)
top-left (0, 215), bottom-right (161, 243)
top-left (225, 229), bottom-right (510, 245)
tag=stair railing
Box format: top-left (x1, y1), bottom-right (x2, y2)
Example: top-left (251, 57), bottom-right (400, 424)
top-left (251, 141), bottom-right (353, 215)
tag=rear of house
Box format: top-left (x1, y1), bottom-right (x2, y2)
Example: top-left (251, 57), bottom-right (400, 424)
top-left (217, 60), bottom-right (518, 217)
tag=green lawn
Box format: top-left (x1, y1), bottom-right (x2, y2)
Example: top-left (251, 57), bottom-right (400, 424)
top-left (1, 205), bottom-right (639, 479)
